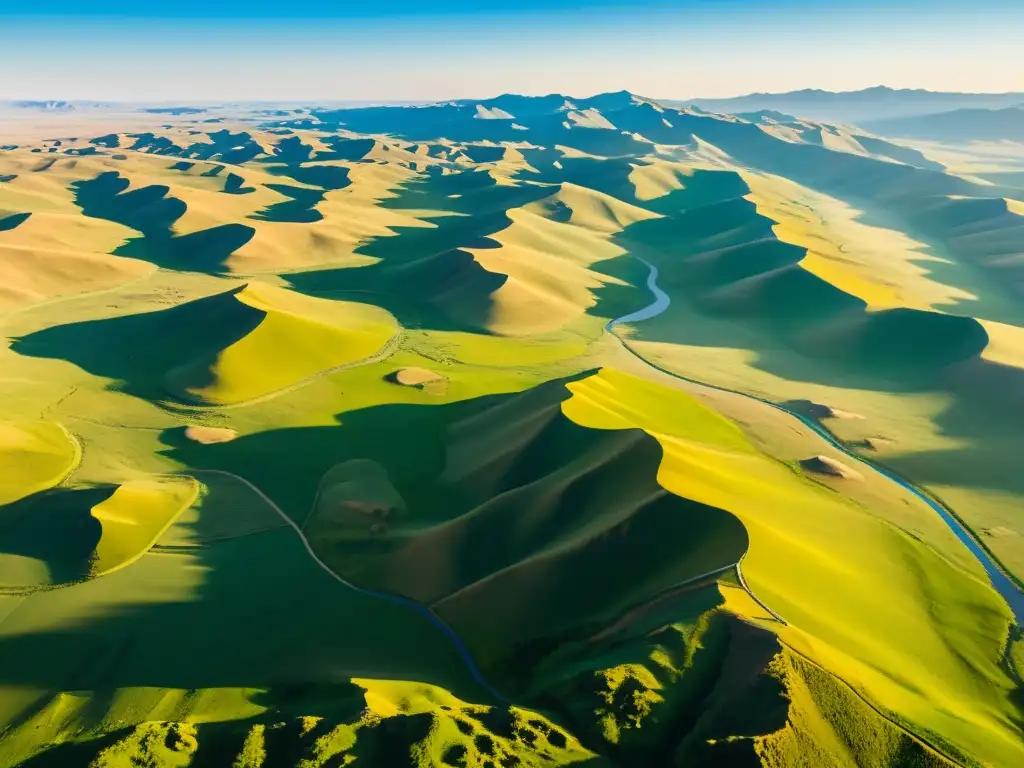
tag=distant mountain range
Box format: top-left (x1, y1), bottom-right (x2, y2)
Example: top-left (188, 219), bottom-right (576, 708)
top-left (6, 88), bottom-right (1023, 144)
top-left (669, 86), bottom-right (1024, 124)
top-left (0, 100), bottom-right (103, 112)
top-left (863, 105), bottom-right (1024, 143)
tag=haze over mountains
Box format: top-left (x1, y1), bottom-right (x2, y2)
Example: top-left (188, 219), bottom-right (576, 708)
top-left (677, 85), bottom-right (1024, 123)
top-left (7, 84), bottom-right (1023, 138)
top-left (1, 85), bottom-right (1023, 768)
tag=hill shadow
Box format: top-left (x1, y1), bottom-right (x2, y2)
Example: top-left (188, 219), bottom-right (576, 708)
top-left (180, 130), bottom-right (264, 164)
top-left (222, 172), bottom-right (255, 195)
top-left (283, 167), bottom-right (552, 332)
top-left (0, 211), bottom-right (31, 231)
top-left (158, 374), bottom-right (745, 683)
top-left (251, 183), bottom-right (325, 223)
top-left (73, 171), bottom-right (185, 236)
top-left (267, 163), bottom-right (352, 190)
top-left (10, 286), bottom-right (263, 402)
top-left (588, 167), bottom-right (1024, 507)
top-left (0, 486), bottom-right (114, 588)
top-left (315, 136), bottom-right (375, 161)
top-left (113, 223), bottom-right (255, 273)
top-left (269, 135), bottom-right (314, 163)
top-left (0, 380), bottom-right (681, 767)
top-left (602, 169), bottom-right (990, 391)
top-left (71, 170), bottom-right (253, 273)
top-left (126, 133), bottom-right (182, 155)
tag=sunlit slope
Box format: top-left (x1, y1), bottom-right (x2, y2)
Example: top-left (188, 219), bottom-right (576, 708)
top-left (0, 477), bottom-right (198, 590)
top-left (614, 168), bottom-right (990, 380)
top-left (742, 171), bottom-right (1024, 324)
top-left (297, 364), bottom-right (1023, 765)
top-left (87, 477), bottom-right (199, 575)
top-left (899, 194), bottom-right (1024, 305)
top-left (0, 474), bottom-right (522, 766)
top-left (533, 580), bottom-right (960, 767)
top-left (286, 172), bottom-right (653, 335)
top-left (164, 282), bottom-right (398, 404)
top-left (0, 246), bottom-right (152, 313)
top-left (560, 368), bottom-right (1020, 768)
top-left (303, 374), bottom-right (747, 674)
top-left (3, 94), bottom-right (1024, 768)
top-left (3, 143), bottom-right (435, 277)
top-left (613, 163), bottom-right (1024, 578)
top-left (7, 680), bottom-right (597, 767)
top-left (462, 183), bottom-right (658, 333)
top-left (0, 422), bottom-right (78, 505)
top-left (741, 171), bottom-right (976, 312)
top-left (0, 163), bottom-right (155, 310)
top-left (13, 282), bottom-right (397, 406)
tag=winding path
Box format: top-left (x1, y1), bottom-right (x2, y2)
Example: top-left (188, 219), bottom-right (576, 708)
top-left (186, 469), bottom-right (509, 704)
top-left (608, 257), bottom-right (1024, 625)
top-left (171, 258), bottom-right (1019, 763)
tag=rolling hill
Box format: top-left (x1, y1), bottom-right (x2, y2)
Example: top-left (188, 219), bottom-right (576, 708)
top-left (1, 90), bottom-right (1022, 768)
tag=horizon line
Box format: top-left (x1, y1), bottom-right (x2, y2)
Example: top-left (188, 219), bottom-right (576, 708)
top-left (4, 84), bottom-right (1024, 106)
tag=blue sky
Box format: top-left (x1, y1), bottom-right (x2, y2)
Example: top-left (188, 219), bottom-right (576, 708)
top-left (2, 1), bottom-right (1022, 101)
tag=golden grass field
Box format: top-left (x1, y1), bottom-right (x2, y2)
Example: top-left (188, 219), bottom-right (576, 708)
top-left (0, 93), bottom-right (1021, 767)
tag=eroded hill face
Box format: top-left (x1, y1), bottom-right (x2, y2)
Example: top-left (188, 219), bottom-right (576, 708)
top-left (0, 95), bottom-right (1022, 768)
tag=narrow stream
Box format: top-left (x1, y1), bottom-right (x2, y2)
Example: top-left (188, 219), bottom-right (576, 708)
top-left (609, 256), bottom-right (1024, 624)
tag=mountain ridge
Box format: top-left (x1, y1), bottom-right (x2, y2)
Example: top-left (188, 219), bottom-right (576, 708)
top-left (668, 85), bottom-right (1024, 123)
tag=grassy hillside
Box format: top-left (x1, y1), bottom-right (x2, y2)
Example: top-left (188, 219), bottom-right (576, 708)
top-left (0, 422), bottom-right (79, 506)
top-left (1, 94), bottom-right (1022, 767)
top-left (13, 282), bottom-right (397, 406)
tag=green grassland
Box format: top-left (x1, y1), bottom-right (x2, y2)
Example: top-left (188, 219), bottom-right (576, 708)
top-left (0, 95), bottom-right (1022, 767)
top-left (0, 422), bottom-right (79, 506)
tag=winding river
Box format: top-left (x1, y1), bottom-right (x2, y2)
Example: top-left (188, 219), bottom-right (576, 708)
top-left (608, 257), bottom-right (1024, 625)
top-left (188, 261), bottom-right (1020, 713)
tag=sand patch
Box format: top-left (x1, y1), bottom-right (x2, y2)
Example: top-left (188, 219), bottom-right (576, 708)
top-left (859, 437), bottom-right (895, 451)
top-left (800, 455), bottom-right (864, 481)
top-left (784, 399), bottom-right (865, 421)
top-left (184, 426), bottom-right (238, 444)
top-left (387, 367), bottom-right (448, 394)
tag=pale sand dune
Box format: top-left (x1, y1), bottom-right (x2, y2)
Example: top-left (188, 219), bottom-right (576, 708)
top-left (463, 145), bottom-right (540, 178)
top-left (360, 140), bottom-right (427, 165)
top-left (0, 196), bottom-right (156, 310)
